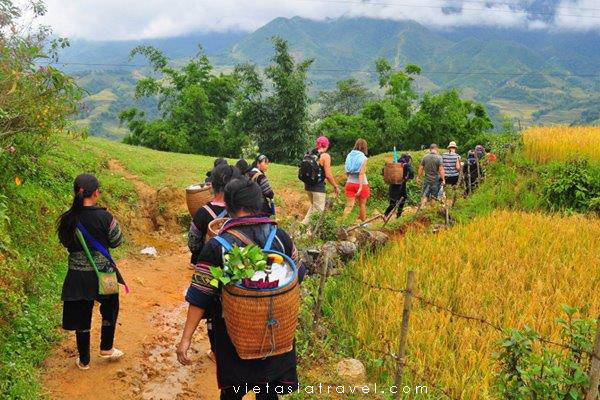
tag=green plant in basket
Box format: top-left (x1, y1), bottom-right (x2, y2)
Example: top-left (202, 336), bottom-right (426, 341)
top-left (210, 245), bottom-right (268, 288)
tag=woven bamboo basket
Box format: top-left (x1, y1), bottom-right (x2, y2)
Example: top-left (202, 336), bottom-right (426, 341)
top-left (186, 184), bottom-right (212, 217)
top-left (206, 218), bottom-right (228, 243)
top-left (383, 162), bottom-right (404, 185)
top-left (222, 255), bottom-right (300, 360)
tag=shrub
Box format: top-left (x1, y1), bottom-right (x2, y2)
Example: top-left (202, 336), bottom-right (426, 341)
top-left (494, 306), bottom-right (596, 400)
top-left (542, 159), bottom-right (600, 215)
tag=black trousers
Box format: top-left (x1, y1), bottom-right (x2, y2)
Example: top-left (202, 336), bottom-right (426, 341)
top-left (385, 183), bottom-right (408, 218)
top-left (63, 295), bottom-right (119, 365)
top-left (220, 385), bottom-right (278, 400)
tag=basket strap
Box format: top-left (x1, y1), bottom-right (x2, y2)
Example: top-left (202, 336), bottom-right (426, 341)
top-left (214, 236), bottom-right (233, 252)
top-left (263, 226), bottom-right (278, 252)
top-left (226, 229), bottom-right (255, 246)
top-left (259, 297), bottom-right (278, 359)
top-left (217, 209), bottom-right (228, 218)
top-left (203, 205), bottom-right (218, 219)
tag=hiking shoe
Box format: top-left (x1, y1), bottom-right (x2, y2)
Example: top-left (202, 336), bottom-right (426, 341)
top-left (76, 358), bottom-right (90, 370)
top-left (99, 348), bottom-right (124, 361)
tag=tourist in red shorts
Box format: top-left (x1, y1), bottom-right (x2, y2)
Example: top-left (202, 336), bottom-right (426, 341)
top-left (343, 139), bottom-right (370, 222)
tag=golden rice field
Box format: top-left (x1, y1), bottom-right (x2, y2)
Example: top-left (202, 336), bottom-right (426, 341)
top-left (523, 125), bottom-right (600, 163)
top-left (328, 211), bottom-right (600, 399)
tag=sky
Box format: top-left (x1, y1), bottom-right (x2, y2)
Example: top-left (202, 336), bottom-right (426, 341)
top-left (37, 0), bottom-right (600, 41)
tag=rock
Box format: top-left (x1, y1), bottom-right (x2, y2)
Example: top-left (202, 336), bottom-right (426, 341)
top-left (336, 358), bottom-right (366, 381)
top-left (141, 247), bottom-right (158, 257)
top-left (116, 369), bottom-right (127, 378)
top-left (368, 231), bottom-right (389, 248)
top-left (336, 241), bottom-right (357, 261)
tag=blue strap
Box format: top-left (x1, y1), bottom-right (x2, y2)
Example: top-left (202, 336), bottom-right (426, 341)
top-left (263, 226), bottom-right (277, 252)
top-left (76, 222), bottom-right (115, 265)
top-left (217, 209), bottom-right (227, 218)
top-left (214, 236), bottom-right (233, 252)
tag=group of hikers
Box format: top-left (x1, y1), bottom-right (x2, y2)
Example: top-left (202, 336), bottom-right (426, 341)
top-left (56, 135), bottom-right (491, 399)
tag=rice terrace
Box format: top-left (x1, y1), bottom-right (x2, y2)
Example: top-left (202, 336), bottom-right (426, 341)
top-left (1, 1), bottom-right (600, 400)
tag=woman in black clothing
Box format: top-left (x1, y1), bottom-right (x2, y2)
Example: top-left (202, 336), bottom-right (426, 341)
top-left (57, 174), bottom-right (124, 370)
top-left (384, 154), bottom-right (415, 219)
top-left (177, 177), bottom-right (304, 400)
top-left (187, 164), bottom-right (240, 361)
top-left (248, 154), bottom-right (275, 216)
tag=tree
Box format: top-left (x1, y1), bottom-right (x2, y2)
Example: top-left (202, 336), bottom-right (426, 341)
top-left (407, 90), bottom-right (493, 150)
top-left (256, 37), bottom-right (314, 164)
top-left (375, 59), bottom-right (421, 118)
top-left (119, 46), bottom-right (237, 156)
top-left (317, 78), bottom-right (374, 118)
top-left (0, 0), bottom-right (82, 183)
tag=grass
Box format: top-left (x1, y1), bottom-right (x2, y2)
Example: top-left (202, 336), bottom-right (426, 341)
top-left (325, 210), bottom-right (600, 399)
top-left (523, 125), bottom-right (600, 163)
top-left (0, 135), bottom-right (137, 399)
top-left (86, 136), bottom-right (304, 193)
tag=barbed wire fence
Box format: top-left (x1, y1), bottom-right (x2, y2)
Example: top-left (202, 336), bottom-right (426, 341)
top-left (311, 264), bottom-right (600, 399)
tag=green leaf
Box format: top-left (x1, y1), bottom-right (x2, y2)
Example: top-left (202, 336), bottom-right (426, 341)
top-left (210, 279), bottom-right (219, 288)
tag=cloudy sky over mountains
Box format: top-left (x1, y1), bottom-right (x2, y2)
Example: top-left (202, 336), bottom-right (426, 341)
top-left (41, 0), bottom-right (600, 41)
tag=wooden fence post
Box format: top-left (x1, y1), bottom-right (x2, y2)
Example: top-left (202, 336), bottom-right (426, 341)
top-left (586, 315), bottom-right (600, 400)
top-left (394, 270), bottom-right (415, 398)
top-left (313, 253), bottom-right (330, 329)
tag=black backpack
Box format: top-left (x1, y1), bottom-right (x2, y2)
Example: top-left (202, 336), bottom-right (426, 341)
top-left (298, 151), bottom-right (322, 186)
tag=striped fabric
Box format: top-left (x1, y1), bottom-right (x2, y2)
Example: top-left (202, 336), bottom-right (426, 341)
top-left (108, 217), bottom-right (124, 248)
top-left (442, 152), bottom-right (461, 177)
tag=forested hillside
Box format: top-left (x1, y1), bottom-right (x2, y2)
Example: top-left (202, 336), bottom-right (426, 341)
top-left (65, 16), bottom-right (600, 138)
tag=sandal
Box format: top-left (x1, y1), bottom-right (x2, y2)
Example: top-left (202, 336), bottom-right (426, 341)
top-left (99, 348), bottom-right (124, 361)
top-left (76, 358), bottom-right (90, 370)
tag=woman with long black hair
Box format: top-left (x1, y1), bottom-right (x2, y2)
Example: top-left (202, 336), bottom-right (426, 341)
top-left (177, 176), bottom-right (304, 400)
top-left (187, 164), bottom-right (240, 362)
top-left (57, 174), bottom-right (124, 370)
top-left (248, 154), bottom-right (275, 216)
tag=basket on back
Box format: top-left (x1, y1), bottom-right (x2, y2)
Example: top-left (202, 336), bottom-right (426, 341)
top-left (222, 272), bottom-right (300, 359)
top-left (186, 184), bottom-right (212, 217)
top-left (384, 162), bottom-right (405, 185)
top-left (214, 227), bottom-right (300, 360)
top-left (207, 218), bottom-right (228, 242)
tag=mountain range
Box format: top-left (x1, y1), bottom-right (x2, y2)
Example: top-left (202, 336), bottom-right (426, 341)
top-left (64, 16), bottom-right (600, 139)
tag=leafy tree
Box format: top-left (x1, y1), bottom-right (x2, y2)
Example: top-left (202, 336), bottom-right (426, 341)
top-left (0, 0), bottom-right (82, 185)
top-left (120, 46), bottom-right (237, 156)
top-left (317, 78), bottom-right (374, 118)
top-left (375, 59), bottom-right (421, 118)
top-left (407, 90), bottom-right (493, 150)
top-left (255, 37), bottom-right (314, 164)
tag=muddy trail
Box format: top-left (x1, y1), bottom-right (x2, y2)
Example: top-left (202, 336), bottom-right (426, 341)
top-left (42, 161), bottom-right (223, 400)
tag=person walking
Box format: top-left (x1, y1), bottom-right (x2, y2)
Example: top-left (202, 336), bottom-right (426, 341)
top-left (300, 136), bottom-right (340, 226)
top-left (235, 159), bottom-right (250, 176)
top-left (442, 141), bottom-right (461, 186)
top-left (177, 176), bottom-right (303, 400)
top-left (205, 158), bottom-right (228, 184)
top-left (248, 154), bottom-right (275, 216)
top-left (57, 174), bottom-right (125, 370)
top-left (383, 154), bottom-right (414, 220)
top-left (188, 165), bottom-right (239, 362)
top-left (343, 139), bottom-right (370, 222)
top-left (417, 144), bottom-right (445, 208)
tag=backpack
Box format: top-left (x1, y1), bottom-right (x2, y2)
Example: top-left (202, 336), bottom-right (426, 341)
top-left (298, 151), bottom-right (322, 186)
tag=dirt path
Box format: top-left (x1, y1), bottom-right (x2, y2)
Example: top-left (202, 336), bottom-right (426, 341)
top-left (42, 161), bottom-right (222, 400)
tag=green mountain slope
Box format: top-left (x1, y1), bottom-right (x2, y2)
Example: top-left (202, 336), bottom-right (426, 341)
top-left (68, 17), bottom-right (600, 137)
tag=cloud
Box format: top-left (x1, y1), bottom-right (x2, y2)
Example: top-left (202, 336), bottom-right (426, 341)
top-left (554, 0), bottom-right (600, 30)
top-left (38, 0), bottom-right (600, 41)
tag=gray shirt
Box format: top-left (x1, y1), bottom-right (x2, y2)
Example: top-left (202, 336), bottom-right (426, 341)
top-left (420, 153), bottom-right (443, 184)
